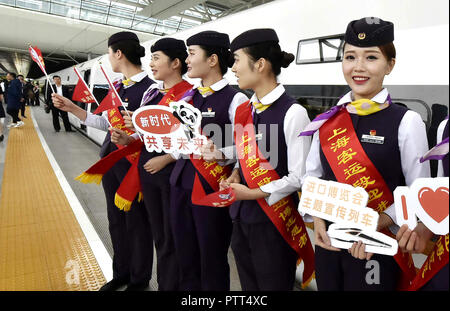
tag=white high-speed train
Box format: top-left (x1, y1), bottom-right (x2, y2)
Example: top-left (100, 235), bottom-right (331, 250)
top-left (39, 0), bottom-right (449, 149)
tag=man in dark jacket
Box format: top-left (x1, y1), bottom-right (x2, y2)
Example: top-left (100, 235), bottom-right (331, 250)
top-left (17, 75), bottom-right (26, 118)
top-left (6, 72), bottom-right (24, 128)
top-left (46, 75), bottom-right (73, 132)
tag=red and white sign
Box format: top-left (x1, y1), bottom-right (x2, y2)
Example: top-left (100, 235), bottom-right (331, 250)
top-left (132, 101), bottom-right (207, 155)
top-left (394, 177), bottom-right (449, 235)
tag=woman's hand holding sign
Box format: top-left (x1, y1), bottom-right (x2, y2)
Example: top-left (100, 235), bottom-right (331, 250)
top-left (396, 223), bottom-right (434, 254)
top-left (313, 217), bottom-right (341, 252)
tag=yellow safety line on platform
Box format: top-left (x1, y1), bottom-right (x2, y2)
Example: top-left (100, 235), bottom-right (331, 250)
top-left (0, 108), bottom-right (106, 290)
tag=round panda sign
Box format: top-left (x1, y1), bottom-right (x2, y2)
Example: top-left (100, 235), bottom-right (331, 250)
top-left (132, 101), bottom-right (207, 155)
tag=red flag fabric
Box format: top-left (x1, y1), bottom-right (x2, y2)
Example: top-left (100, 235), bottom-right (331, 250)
top-left (29, 46), bottom-right (46, 74)
top-left (93, 89), bottom-right (122, 114)
top-left (72, 79), bottom-right (96, 104)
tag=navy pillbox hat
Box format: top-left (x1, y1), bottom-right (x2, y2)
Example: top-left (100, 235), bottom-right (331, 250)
top-left (230, 28), bottom-right (279, 52)
top-left (151, 38), bottom-right (186, 53)
top-left (345, 17), bottom-right (394, 47)
top-left (186, 31), bottom-right (230, 49)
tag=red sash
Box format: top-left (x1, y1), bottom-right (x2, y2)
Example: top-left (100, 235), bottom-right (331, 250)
top-left (185, 92), bottom-right (232, 198)
top-left (234, 101), bottom-right (315, 288)
top-left (320, 109), bottom-right (417, 290)
top-left (409, 233), bottom-right (449, 290)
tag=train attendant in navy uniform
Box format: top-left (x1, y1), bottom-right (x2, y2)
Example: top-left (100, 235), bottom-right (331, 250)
top-left (395, 116), bottom-right (449, 291)
top-left (215, 28), bottom-right (314, 291)
top-left (169, 30), bottom-right (248, 291)
top-left (52, 31), bottom-right (154, 291)
top-left (301, 17), bottom-right (430, 290)
top-left (110, 38), bottom-right (193, 290)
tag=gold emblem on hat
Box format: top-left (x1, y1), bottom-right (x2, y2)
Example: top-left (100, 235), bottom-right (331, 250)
top-left (358, 33), bottom-right (366, 40)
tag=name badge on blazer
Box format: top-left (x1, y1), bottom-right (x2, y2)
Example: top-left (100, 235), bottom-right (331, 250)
top-left (361, 131), bottom-right (384, 144)
top-left (202, 108), bottom-right (215, 118)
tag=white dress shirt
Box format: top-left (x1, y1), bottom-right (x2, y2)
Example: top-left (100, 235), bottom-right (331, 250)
top-left (303, 88), bottom-right (430, 225)
top-left (56, 85), bottom-right (63, 96)
top-left (81, 71), bottom-right (149, 131)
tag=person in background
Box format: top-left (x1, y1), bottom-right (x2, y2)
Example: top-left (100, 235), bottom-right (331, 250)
top-left (33, 81), bottom-right (40, 106)
top-left (0, 83), bottom-right (5, 141)
top-left (5, 72), bottom-right (24, 128)
top-left (17, 75), bottom-right (26, 118)
top-left (46, 75), bottom-right (73, 132)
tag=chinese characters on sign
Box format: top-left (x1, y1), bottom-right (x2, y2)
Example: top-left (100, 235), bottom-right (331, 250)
top-left (132, 102), bottom-right (208, 155)
top-left (298, 176), bottom-right (398, 256)
top-left (299, 176), bottom-right (378, 231)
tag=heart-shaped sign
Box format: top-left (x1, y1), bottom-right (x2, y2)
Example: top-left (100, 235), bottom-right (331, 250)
top-left (418, 187), bottom-right (449, 223)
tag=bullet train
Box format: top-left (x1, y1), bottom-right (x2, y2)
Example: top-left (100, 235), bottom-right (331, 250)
top-left (38, 0), bottom-right (449, 156)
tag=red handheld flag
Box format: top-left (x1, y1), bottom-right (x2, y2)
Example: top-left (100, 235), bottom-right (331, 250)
top-left (93, 90), bottom-right (122, 114)
top-left (72, 68), bottom-right (96, 104)
top-left (29, 46), bottom-right (46, 74)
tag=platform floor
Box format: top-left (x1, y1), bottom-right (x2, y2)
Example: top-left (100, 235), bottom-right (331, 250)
top-left (0, 106), bottom-right (105, 290)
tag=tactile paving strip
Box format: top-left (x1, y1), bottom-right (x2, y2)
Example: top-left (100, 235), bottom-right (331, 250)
top-left (0, 107), bottom-right (106, 290)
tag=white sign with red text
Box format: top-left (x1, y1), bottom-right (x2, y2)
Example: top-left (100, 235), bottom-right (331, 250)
top-left (299, 176), bottom-right (398, 255)
top-left (132, 101), bottom-right (208, 155)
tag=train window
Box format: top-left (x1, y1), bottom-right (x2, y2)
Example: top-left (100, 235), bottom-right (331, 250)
top-left (296, 34), bottom-right (345, 65)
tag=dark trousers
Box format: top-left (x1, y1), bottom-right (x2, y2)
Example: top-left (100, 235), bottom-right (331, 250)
top-left (102, 160), bottom-right (154, 285)
top-left (20, 102), bottom-right (26, 117)
top-left (6, 107), bottom-right (20, 123)
top-left (35, 94), bottom-right (40, 106)
top-left (141, 173), bottom-right (179, 290)
top-left (51, 105), bottom-right (71, 131)
top-left (170, 185), bottom-right (232, 291)
top-left (421, 263), bottom-right (449, 291)
top-left (231, 220), bottom-right (297, 291)
top-left (315, 245), bottom-right (400, 291)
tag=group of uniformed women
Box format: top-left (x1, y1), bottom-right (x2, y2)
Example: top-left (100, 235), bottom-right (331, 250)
top-left (51, 16), bottom-right (448, 291)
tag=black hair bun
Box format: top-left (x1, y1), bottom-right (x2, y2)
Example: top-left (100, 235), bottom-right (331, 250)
top-left (280, 51), bottom-right (295, 68)
top-left (138, 46), bottom-right (146, 57)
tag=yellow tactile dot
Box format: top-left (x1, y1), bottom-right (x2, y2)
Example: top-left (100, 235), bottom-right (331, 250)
top-left (0, 107), bottom-right (106, 291)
